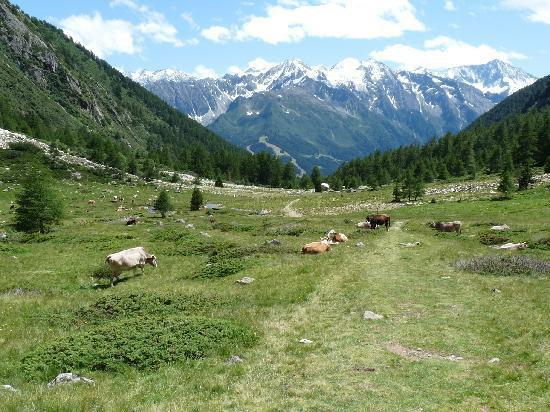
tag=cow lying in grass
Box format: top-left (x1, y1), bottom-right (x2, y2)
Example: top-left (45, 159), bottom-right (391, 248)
top-left (105, 247), bottom-right (157, 287)
top-left (302, 241), bottom-right (331, 254)
top-left (430, 221), bottom-right (462, 234)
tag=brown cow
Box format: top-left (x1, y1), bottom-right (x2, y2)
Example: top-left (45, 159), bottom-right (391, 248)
top-left (367, 214), bottom-right (391, 231)
top-left (301, 241), bottom-right (331, 254)
top-left (430, 221), bottom-right (462, 234)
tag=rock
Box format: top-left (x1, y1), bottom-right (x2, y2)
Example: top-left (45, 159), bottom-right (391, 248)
top-left (355, 242), bottom-right (365, 247)
top-left (156, 221), bottom-right (164, 226)
top-left (236, 277), bottom-right (254, 285)
top-left (363, 310), bottom-right (383, 320)
top-left (489, 357), bottom-right (500, 363)
top-left (47, 373), bottom-right (94, 387)
top-left (441, 276), bottom-right (451, 279)
top-left (226, 355), bottom-right (243, 364)
top-left (175, 219), bottom-right (186, 224)
top-left (399, 242), bottom-right (421, 247)
top-left (267, 239), bottom-right (281, 246)
top-left (200, 231), bottom-right (211, 238)
top-left (490, 224), bottom-right (510, 231)
top-left (0, 232), bottom-right (7, 239)
top-left (444, 355), bottom-right (463, 361)
top-left (1, 384), bottom-right (17, 393)
top-left (71, 172), bottom-right (82, 180)
top-left (258, 209), bottom-right (270, 215)
top-left (186, 224), bottom-right (195, 229)
top-left (491, 288), bottom-right (501, 293)
top-left (299, 338), bottom-right (313, 344)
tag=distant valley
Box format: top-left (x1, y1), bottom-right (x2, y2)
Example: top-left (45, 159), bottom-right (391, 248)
top-left (130, 59), bottom-right (536, 173)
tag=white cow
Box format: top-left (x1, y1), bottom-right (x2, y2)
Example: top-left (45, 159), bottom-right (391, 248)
top-left (356, 221), bottom-right (371, 229)
top-left (490, 224), bottom-right (510, 231)
top-left (495, 242), bottom-right (528, 251)
top-left (105, 247), bottom-right (157, 287)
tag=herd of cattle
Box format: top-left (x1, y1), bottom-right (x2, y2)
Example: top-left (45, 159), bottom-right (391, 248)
top-left (103, 211), bottom-right (525, 285)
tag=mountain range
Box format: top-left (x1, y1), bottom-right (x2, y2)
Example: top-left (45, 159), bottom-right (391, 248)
top-left (131, 59), bottom-right (537, 173)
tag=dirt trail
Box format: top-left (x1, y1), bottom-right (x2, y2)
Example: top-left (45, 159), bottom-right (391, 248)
top-left (283, 199), bottom-right (302, 217)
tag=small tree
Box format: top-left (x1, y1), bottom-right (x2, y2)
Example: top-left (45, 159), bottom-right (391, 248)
top-left (392, 181), bottom-right (402, 202)
top-left (413, 179), bottom-right (425, 200)
top-left (170, 173), bottom-right (180, 183)
top-left (15, 167), bottom-right (64, 233)
top-left (299, 174), bottom-right (312, 190)
top-left (214, 175), bottom-right (224, 188)
top-left (498, 168), bottom-right (514, 199)
top-left (517, 161), bottom-right (534, 191)
top-left (192, 176), bottom-right (202, 186)
top-left (311, 166), bottom-right (322, 193)
top-left (154, 190), bottom-right (173, 218)
top-left (190, 187), bottom-right (203, 211)
top-left (545, 156), bottom-right (550, 173)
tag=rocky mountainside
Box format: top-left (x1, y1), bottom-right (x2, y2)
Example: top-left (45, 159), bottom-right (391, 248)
top-left (0, 0), bottom-right (257, 178)
top-left (131, 59), bottom-right (536, 172)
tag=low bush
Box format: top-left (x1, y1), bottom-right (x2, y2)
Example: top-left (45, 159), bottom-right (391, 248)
top-left (530, 236), bottom-right (550, 250)
top-left (456, 255), bottom-right (550, 277)
top-left (75, 292), bottom-right (225, 323)
top-left (212, 222), bottom-right (256, 232)
top-left (265, 223), bottom-right (307, 237)
top-left (478, 231), bottom-right (510, 245)
top-left (91, 263), bottom-right (112, 281)
top-left (21, 316), bottom-right (257, 380)
top-left (193, 259), bottom-right (246, 279)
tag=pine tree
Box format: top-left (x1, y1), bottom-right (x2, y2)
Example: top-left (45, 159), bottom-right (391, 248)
top-left (392, 180), bottom-right (402, 202)
top-left (545, 156), bottom-right (550, 173)
top-left (299, 174), bottom-right (312, 190)
top-left (311, 166), bottom-right (322, 192)
top-left (190, 187), bottom-right (203, 211)
top-left (214, 175), bottom-right (224, 188)
top-left (413, 178), bottom-right (425, 200)
top-left (154, 190), bottom-right (172, 218)
top-left (498, 154), bottom-right (515, 199)
top-left (517, 161), bottom-right (534, 191)
top-left (170, 173), bottom-right (180, 183)
top-left (15, 166), bottom-right (64, 233)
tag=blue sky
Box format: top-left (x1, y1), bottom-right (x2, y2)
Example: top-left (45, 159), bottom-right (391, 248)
top-left (11, 0), bottom-right (550, 77)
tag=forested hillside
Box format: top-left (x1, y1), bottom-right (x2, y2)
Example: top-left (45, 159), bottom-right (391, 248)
top-left (330, 76), bottom-right (550, 190)
top-left (0, 0), bottom-right (288, 185)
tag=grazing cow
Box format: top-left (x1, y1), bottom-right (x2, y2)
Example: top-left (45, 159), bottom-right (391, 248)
top-left (490, 224), bottom-right (510, 231)
top-left (357, 221), bottom-right (371, 229)
top-left (301, 241), bottom-right (331, 254)
top-left (430, 221), bottom-right (462, 234)
top-left (105, 247), bottom-right (157, 287)
top-left (495, 242), bottom-right (528, 251)
top-left (367, 214), bottom-right (391, 231)
top-left (88, 200), bottom-right (96, 206)
top-left (126, 217), bottom-right (138, 226)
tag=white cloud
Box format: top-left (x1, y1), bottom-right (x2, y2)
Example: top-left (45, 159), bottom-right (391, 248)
top-left (444, 1), bottom-right (456, 11)
top-left (60, 1), bottom-right (196, 57)
top-left (201, 26), bottom-right (232, 43)
top-left (181, 12), bottom-right (199, 30)
top-left (192, 65), bottom-right (219, 79)
top-left (201, 0), bottom-right (425, 45)
top-left (370, 36), bottom-right (526, 69)
top-left (501, 0), bottom-right (550, 24)
top-left (60, 12), bottom-right (138, 57)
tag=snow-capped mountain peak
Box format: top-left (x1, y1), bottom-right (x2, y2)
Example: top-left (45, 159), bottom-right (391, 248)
top-left (433, 59), bottom-right (536, 95)
top-left (129, 68), bottom-right (192, 84)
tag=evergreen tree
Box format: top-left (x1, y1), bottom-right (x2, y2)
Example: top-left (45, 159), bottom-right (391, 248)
top-left (299, 174), bottom-right (312, 190)
top-left (154, 190), bottom-right (172, 218)
top-left (170, 173), bottom-right (180, 183)
top-left (392, 180), bottom-right (402, 202)
top-left (465, 145), bottom-right (477, 179)
top-left (190, 187), bottom-right (203, 211)
top-left (281, 162), bottom-right (296, 189)
top-left (517, 161), bottom-right (534, 191)
top-left (545, 156), bottom-right (550, 173)
top-left (498, 155), bottom-right (515, 199)
top-left (127, 156), bottom-right (138, 175)
top-left (401, 170), bottom-right (415, 201)
top-left (214, 175), bottom-right (224, 188)
top-left (413, 178), bottom-right (425, 200)
top-left (15, 166), bottom-right (64, 233)
top-left (311, 166), bottom-right (322, 192)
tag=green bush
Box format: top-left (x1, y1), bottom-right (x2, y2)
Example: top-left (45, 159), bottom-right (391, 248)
top-left (212, 222), bottom-right (256, 232)
top-left (193, 259), bottom-right (245, 279)
top-left (91, 263), bottom-right (112, 281)
top-left (478, 231), bottom-right (510, 245)
top-left (21, 316), bottom-right (257, 380)
top-left (265, 223), bottom-right (307, 237)
top-left (74, 292), bottom-right (225, 324)
top-left (456, 256), bottom-right (550, 277)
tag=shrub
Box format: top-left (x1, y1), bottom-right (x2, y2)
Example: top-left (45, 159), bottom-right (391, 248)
top-left (531, 237), bottom-right (550, 251)
top-left (456, 256), bottom-right (550, 277)
top-left (478, 231), bottom-right (509, 245)
top-left (91, 263), bottom-right (112, 281)
top-left (74, 292), bottom-right (225, 324)
top-left (21, 316), bottom-right (256, 380)
top-left (154, 190), bottom-right (173, 218)
top-left (212, 222), bottom-right (256, 232)
top-left (190, 187), bottom-right (203, 211)
top-left (265, 223), bottom-right (307, 237)
top-left (193, 259), bottom-right (245, 279)
top-left (15, 166), bottom-right (64, 233)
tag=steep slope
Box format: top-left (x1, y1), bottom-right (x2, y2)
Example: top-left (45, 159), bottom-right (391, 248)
top-left (330, 74), bottom-right (550, 189)
top-left (0, 0), bottom-right (251, 178)
top-left (132, 59), bottom-right (533, 173)
top-left (467, 75), bottom-right (550, 129)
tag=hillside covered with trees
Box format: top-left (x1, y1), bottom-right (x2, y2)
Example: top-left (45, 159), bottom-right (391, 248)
top-left (329, 75), bottom-right (550, 191)
top-left (0, 0), bottom-right (291, 186)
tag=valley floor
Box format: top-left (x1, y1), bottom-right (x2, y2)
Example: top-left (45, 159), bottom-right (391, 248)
top-left (0, 176), bottom-right (548, 411)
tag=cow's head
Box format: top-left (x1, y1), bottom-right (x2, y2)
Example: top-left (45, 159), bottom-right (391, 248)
top-left (429, 221), bottom-right (436, 228)
top-left (146, 255), bottom-right (158, 267)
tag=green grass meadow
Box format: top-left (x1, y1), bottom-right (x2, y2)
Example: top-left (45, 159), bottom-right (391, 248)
top-left (0, 175), bottom-right (549, 411)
